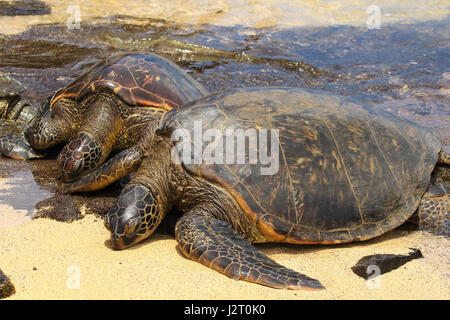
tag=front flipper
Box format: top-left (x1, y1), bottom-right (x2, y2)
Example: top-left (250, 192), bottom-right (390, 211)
top-left (61, 122), bottom-right (157, 193)
top-left (175, 213), bottom-right (325, 290)
top-left (0, 133), bottom-right (45, 160)
top-left (61, 145), bottom-right (142, 193)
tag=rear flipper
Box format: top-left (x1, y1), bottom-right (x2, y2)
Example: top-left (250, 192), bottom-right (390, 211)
top-left (175, 212), bottom-right (325, 290)
top-left (0, 133), bottom-right (45, 160)
top-left (61, 145), bottom-right (142, 193)
top-left (409, 184), bottom-right (449, 236)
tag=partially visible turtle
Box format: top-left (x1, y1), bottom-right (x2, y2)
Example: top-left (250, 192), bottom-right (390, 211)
top-left (0, 74), bottom-right (44, 159)
top-left (409, 183), bottom-right (450, 236)
top-left (0, 73), bottom-right (37, 123)
top-left (0, 74), bottom-right (23, 118)
top-left (23, 54), bottom-right (208, 191)
top-left (0, 268), bottom-right (15, 299)
top-left (104, 87), bottom-right (449, 290)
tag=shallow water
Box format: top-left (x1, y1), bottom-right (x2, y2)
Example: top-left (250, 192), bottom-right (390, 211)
top-left (0, 1), bottom-right (449, 233)
top-left (0, 159), bottom-right (52, 226)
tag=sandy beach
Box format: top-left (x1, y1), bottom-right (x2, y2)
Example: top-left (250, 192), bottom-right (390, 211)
top-left (0, 214), bottom-right (449, 300)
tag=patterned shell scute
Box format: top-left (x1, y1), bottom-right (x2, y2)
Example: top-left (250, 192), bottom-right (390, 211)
top-left (51, 54), bottom-right (208, 110)
top-left (159, 87), bottom-right (442, 243)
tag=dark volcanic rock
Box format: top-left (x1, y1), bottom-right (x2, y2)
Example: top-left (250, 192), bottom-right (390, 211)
top-left (34, 194), bottom-right (82, 222)
top-left (351, 248), bottom-right (424, 280)
top-left (34, 193), bottom-right (117, 222)
top-left (0, 268), bottom-right (15, 299)
top-left (0, 0), bottom-right (51, 16)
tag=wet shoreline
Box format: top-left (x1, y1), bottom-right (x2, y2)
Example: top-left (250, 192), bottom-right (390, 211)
top-left (1, 17), bottom-right (449, 143)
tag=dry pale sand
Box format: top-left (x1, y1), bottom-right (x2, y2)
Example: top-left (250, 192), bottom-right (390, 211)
top-left (0, 213), bottom-right (449, 300)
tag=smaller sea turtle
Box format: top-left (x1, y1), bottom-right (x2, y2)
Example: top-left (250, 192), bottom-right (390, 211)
top-left (0, 74), bottom-right (44, 159)
top-left (0, 73), bottom-right (37, 123)
top-left (24, 54), bottom-right (208, 191)
top-left (104, 87), bottom-right (449, 290)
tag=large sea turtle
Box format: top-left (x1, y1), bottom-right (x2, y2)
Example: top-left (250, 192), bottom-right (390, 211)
top-left (0, 74), bottom-right (44, 159)
top-left (104, 87), bottom-right (449, 290)
top-left (20, 53), bottom-right (208, 191)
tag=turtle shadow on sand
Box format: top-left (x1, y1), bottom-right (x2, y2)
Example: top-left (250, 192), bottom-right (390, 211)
top-left (255, 224), bottom-right (417, 258)
top-left (104, 233), bottom-right (174, 251)
top-left (250, 224), bottom-right (428, 285)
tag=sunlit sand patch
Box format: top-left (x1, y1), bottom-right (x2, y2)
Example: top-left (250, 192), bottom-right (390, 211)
top-left (0, 0), bottom-right (449, 35)
top-left (0, 203), bottom-right (31, 227)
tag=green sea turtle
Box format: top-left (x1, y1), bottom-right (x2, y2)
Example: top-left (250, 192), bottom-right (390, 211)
top-left (104, 87), bottom-right (449, 290)
top-left (22, 53), bottom-right (208, 191)
top-left (0, 73), bottom-right (26, 120)
top-left (0, 74), bottom-right (44, 159)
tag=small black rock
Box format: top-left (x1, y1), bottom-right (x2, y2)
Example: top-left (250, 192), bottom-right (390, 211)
top-left (0, 0), bottom-right (51, 16)
top-left (351, 248), bottom-right (424, 280)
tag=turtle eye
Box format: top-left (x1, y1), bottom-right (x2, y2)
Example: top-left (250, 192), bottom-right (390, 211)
top-left (124, 216), bottom-right (141, 236)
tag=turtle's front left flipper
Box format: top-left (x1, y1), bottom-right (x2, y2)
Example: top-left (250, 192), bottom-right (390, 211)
top-left (61, 145), bottom-right (142, 193)
top-left (61, 122), bottom-right (157, 193)
top-left (175, 212), bottom-right (325, 290)
top-left (0, 133), bottom-right (45, 160)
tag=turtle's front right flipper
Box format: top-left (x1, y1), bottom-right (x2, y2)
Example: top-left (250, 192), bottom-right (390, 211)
top-left (175, 212), bottom-right (325, 290)
top-left (0, 133), bottom-right (45, 160)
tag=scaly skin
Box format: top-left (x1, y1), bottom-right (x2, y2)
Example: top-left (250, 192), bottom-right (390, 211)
top-left (176, 212), bottom-right (324, 290)
top-left (25, 93), bottom-right (79, 150)
top-left (0, 133), bottom-right (45, 160)
top-left (417, 196), bottom-right (449, 236)
top-left (410, 182), bottom-right (450, 236)
top-left (0, 76), bottom-right (44, 160)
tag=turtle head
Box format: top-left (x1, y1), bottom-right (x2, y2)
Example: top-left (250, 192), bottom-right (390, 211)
top-left (57, 132), bottom-right (102, 182)
top-left (104, 184), bottom-right (164, 250)
top-left (25, 91), bottom-right (77, 150)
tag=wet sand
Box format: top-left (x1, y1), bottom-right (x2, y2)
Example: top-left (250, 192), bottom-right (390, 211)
top-left (0, 214), bottom-right (448, 299)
